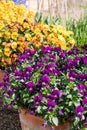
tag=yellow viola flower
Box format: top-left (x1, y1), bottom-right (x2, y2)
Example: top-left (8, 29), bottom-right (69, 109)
top-left (67, 31), bottom-right (74, 35)
top-left (3, 31), bottom-right (11, 39)
top-left (57, 25), bottom-right (66, 33)
top-left (51, 28), bottom-right (57, 34)
top-left (5, 43), bottom-right (11, 48)
top-left (11, 32), bottom-right (18, 40)
top-left (34, 42), bottom-right (42, 48)
top-left (59, 41), bottom-right (67, 50)
top-left (62, 31), bottom-right (74, 37)
top-left (25, 33), bottom-right (31, 41)
top-left (58, 35), bottom-right (66, 43)
top-left (19, 26), bottom-right (24, 32)
top-left (17, 17), bottom-right (24, 24)
top-left (11, 42), bottom-right (17, 49)
top-left (36, 34), bottom-right (42, 41)
top-left (18, 36), bottom-right (25, 42)
top-left (4, 48), bottom-right (12, 57)
top-left (23, 22), bottom-right (29, 29)
top-left (31, 36), bottom-right (37, 42)
top-left (55, 42), bottom-right (60, 47)
top-left (34, 28), bottom-right (41, 35)
top-left (1, 57), bottom-right (5, 63)
top-left (0, 32), bottom-right (3, 37)
top-left (68, 39), bottom-right (75, 48)
top-left (27, 11), bottom-right (34, 18)
top-left (0, 22), bottom-right (5, 30)
top-left (5, 58), bottom-right (11, 65)
top-left (18, 46), bottom-right (24, 53)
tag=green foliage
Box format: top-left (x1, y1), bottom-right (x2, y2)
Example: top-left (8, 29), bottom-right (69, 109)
top-left (66, 15), bottom-right (87, 48)
top-left (35, 12), bottom-right (62, 25)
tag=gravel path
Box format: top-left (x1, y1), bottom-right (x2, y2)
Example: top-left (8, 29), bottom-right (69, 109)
top-left (0, 106), bottom-right (21, 130)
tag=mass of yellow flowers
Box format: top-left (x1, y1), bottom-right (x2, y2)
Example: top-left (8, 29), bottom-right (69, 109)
top-left (0, 0), bottom-right (75, 67)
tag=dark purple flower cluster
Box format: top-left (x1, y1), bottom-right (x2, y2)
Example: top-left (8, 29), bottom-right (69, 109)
top-left (0, 44), bottom-right (87, 129)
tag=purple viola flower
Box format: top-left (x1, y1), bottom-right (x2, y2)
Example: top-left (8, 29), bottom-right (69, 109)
top-left (25, 66), bottom-right (33, 72)
top-left (42, 57), bottom-right (49, 62)
top-left (42, 123), bottom-right (47, 128)
top-left (47, 99), bottom-right (56, 108)
top-left (29, 108), bottom-right (36, 115)
top-left (76, 105), bottom-right (84, 113)
top-left (85, 90), bottom-right (87, 95)
top-left (83, 56), bottom-right (87, 65)
top-left (77, 73), bottom-right (86, 81)
top-left (76, 105), bottom-right (84, 118)
top-left (13, 87), bottom-right (18, 92)
top-left (59, 51), bottom-right (67, 60)
top-left (15, 70), bottom-right (22, 76)
top-left (76, 83), bottom-right (85, 95)
top-left (42, 46), bottom-right (53, 54)
top-left (81, 44), bottom-right (87, 51)
top-left (67, 58), bottom-right (73, 64)
top-left (77, 84), bottom-right (85, 90)
top-left (52, 89), bottom-right (61, 97)
top-left (11, 65), bottom-right (16, 71)
top-left (46, 63), bottom-right (55, 69)
top-left (74, 56), bottom-right (81, 64)
top-left (20, 54), bottom-right (28, 60)
top-left (0, 82), bottom-right (4, 87)
top-left (35, 63), bottom-right (43, 69)
top-left (42, 69), bottom-right (51, 75)
top-left (68, 70), bottom-right (77, 78)
top-left (68, 70), bottom-right (77, 81)
top-left (67, 59), bottom-right (77, 68)
top-left (51, 68), bottom-right (61, 76)
top-left (26, 81), bottom-right (34, 92)
top-left (84, 118), bottom-right (87, 127)
top-left (34, 94), bottom-right (43, 106)
top-left (23, 72), bottom-right (31, 80)
top-left (26, 81), bottom-right (34, 88)
top-left (55, 47), bottom-right (61, 54)
top-left (47, 94), bottom-right (57, 100)
top-left (61, 64), bottom-right (68, 70)
top-left (41, 74), bottom-right (50, 83)
top-left (82, 98), bottom-right (87, 105)
top-left (7, 101), bottom-right (14, 109)
top-left (68, 46), bottom-right (80, 55)
top-left (59, 109), bottom-right (65, 115)
top-left (7, 89), bottom-right (13, 96)
top-left (3, 76), bottom-right (9, 82)
top-left (16, 96), bottom-right (20, 101)
top-left (50, 55), bottom-right (56, 62)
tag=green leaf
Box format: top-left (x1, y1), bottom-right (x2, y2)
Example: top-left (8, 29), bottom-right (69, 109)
top-left (82, 127), bottom-right (87, 130)
top-left (44, 16), bottom-right (51, 25)
top-left (52, 117), bottom-right (58, 126)
top-left (37, 106), bottom-right (41, 113)
top-left (84, 81), bottom-right (87, 86)
top-left (67, 94), bottom-right (72, 99)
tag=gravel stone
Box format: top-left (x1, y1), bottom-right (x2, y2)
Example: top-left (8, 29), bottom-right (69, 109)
top-left (0, 106), bottom-right (21, 130)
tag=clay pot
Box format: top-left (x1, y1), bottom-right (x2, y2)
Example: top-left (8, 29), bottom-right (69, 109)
top-left (19, 108), bottom-right (70, 130)
top-left (0, 69), bottom-right (5, 105)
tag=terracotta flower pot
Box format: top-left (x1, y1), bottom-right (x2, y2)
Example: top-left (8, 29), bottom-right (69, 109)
top-left (19, 108), bottom-right (70, 130)
top-left (0, 69), bottom-right (5, 105)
